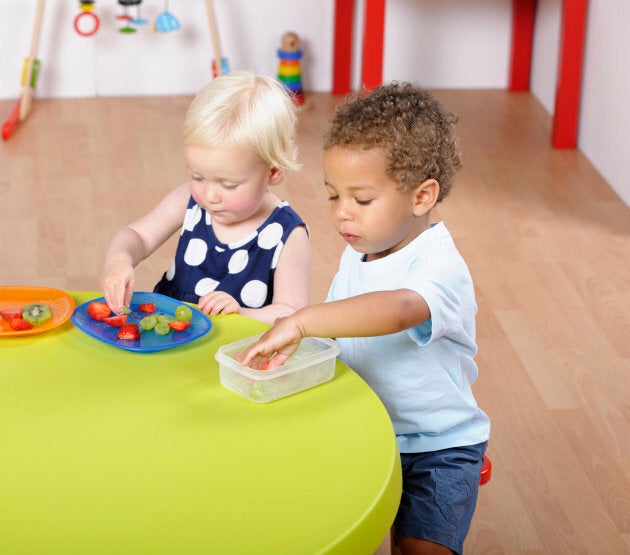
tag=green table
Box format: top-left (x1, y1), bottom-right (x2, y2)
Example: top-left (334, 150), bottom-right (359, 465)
top-left (1, 292), bottom-right (401, 554)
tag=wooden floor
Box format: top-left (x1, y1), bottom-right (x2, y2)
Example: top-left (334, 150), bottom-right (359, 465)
top-left (1, 91), bottom-right (629, 554)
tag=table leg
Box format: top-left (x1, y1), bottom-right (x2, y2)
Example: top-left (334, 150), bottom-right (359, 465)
top-left (362, 0), bottom-right (386, 90)
top-left (509, 0), bottom-right (536, 91)
top-left (552, 0), bottom-right (588, 148)
top-left (333, 0), bottom-right (355, 94)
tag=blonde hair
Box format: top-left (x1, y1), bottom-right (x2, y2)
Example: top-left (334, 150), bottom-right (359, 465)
top-left (183, 70), bottom-right (300, 172)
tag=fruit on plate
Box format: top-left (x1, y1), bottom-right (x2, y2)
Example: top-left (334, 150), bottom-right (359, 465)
top-left (168, 320), bottom-right (191, 332)
top-left (103, 315), bottom-right (128, 327)
top-left (137, 303), bottom-right (157, 313)
top-left (87, 301), bottom-right (111, 321)
top-left (156, 314), bottom-right (174, 324)
top-left (154, 322), bottom-right (171, 335)
top-left (1, 308), bottom-right (23, 321)
top-left (174, 304), bottom-right (193, 322)
top-left (21, 303), bottom-right (53, 325)
top-left (139, 315), bottom-right (157, 330)
top-left (10, 317), bottom-right (34, 331)
top-left (117, 323), bottom-right (140, 341)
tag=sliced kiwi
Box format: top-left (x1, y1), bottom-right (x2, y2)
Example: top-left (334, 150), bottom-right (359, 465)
top-left (22, 303), bottom-right (53, 325)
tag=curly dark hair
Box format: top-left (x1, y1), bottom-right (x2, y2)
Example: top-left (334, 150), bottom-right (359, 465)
top-left (323, 82), bottom-right (462, 202)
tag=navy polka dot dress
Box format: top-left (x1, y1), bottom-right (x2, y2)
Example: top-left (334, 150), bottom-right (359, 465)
top-left (154, 197), bottom-right (307, 307)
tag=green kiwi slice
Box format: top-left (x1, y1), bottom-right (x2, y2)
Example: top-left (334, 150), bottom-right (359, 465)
top-left (22, 303), bottom-right (53, 325)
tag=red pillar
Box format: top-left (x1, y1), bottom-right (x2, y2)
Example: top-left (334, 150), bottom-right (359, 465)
top-left (552, 0), bottom-right (588, 148)
top-left (509, 0), bottom-right (536, 91)
top-left (361, 0), bottom-right (386, 90)
top-left (332, 0), bottom-right (355, 95)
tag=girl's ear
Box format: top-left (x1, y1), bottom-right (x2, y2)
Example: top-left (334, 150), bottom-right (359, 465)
top-left (268, 167), bottom-right (284, 186)
top-left (412, 178), bottom-right (440, 216)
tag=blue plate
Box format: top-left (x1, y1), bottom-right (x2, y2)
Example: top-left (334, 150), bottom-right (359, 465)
top-left (71, 292), bottom-right (212, 353)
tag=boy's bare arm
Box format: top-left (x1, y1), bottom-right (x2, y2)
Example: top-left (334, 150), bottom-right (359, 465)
top-left (239, 289), bottom-right (430, 368)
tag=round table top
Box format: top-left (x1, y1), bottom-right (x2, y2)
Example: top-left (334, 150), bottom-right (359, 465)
top-left (1, 291), bottom-right (401, 554)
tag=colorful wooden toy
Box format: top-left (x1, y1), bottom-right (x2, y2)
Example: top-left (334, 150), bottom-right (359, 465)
top-left (155, 0), bottom-right (180, 32)
top-left (74, 1), bottom-right (100, 37)
top-left (277, 32), bottom-right (305, 107)
top-left (205, 0), bottom-right (229, 76)
top-left (2, 0), bottom-right (46, 140)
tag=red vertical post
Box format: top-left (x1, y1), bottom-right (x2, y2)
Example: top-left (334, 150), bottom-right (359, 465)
top-left (361, 0), bottom-right (386, 90)
top-left (509, 0), bottom-right (536, 91)
top-left (332, 0), bottom-right (355, 95)
top-left (552, 0), bottom-right (588, 148)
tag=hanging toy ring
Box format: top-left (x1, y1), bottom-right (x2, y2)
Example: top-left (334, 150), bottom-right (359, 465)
top-left (74, 10), bottom-right (100, 37)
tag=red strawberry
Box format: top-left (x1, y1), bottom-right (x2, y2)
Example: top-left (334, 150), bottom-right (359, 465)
top-left (261, 361), bottom-right (271, 371)
top-left (87, 301), bottom-right (111, 321)
top-left (10, 317), bottom-right (33, 331)
top-left (168, 320), bottom-right (191, 332)
top-left (117, 323), bottom-right (140, 340)
top-left (1, 308), bottom-right (23, 321)
top-left (137, 303), bottom-right (157, 313)
top-left (103, 314), bottom-right (128, 327)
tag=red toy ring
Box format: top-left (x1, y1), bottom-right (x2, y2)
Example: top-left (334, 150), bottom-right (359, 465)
top-left (74, 11), bottom-right (100, 37)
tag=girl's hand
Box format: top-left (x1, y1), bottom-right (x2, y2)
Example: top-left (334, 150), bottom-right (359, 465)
top-left (198, 291), bottom-right (241, 316)
top-left (101, 261), bottom-right (135, 315)
top-left (237, 316), bottom-right (304, 369)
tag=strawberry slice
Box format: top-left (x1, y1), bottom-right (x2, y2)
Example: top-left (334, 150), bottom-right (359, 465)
top-left (87, 301), bottom-right (111, 321)
top-left (103, 314), bottom-right (128, 327)
top-left (168, 320), bottom-right (191, 332)
top-left (1, 308), bottom-right (23, 321)
top-left (10, 317), bottom-right (33, 331)
top-left (137, 303), bottom-right (157, 313)
top-left (117, 323), bottom-right (140, 340)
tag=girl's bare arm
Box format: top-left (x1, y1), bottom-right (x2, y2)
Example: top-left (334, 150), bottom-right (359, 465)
top-left (238, 225), bottom-right (311, 325)
top-left (101, 183), bottom-right (190, 313)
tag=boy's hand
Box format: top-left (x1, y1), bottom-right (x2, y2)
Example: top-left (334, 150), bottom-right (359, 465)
top-left (198, 291), bottom-right (241, 316)
top-left (238, 316), bottom-right (304, 369)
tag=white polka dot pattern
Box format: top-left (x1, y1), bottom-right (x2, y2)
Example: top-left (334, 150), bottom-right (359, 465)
top-left (240, 280), bottom-right (268, 308)
top-left (154, 198), bottom-right (306, 308)
top-left (271, 241), bottom-right (283, 270)
top-left (228, 249), bottom-right (249, 274)
top-left (165, 259), bottom-right (176, 280)
top-left (184, 238), bottom-right (208, 266)
top-left (258, 222), bottom-right (283, 249)
top-left (182, 205), bottom-right (202, 234)
top-left (195, 277), bottom-right (220, 297)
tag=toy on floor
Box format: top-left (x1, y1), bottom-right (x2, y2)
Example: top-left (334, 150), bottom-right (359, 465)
top-left (74, 1), bottom-right (100, 37)
top-left (204, 0), bottom-right (228, 76)
top-left (277, 32), bottom-right (305, 107)
top-left (2, 0), bottom-right (46, 140)
top-left (155, 0), bottom-right (180, 32)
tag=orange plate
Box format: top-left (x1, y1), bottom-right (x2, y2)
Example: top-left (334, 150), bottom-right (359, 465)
top-left (0, 286), bottom-right (75, 337)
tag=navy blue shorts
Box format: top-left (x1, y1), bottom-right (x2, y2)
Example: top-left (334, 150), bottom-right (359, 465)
top-left (393, 442), bottom-right (487, 555)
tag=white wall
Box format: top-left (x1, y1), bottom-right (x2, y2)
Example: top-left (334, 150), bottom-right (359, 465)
top-left (529, 0), bottom-right (630, 206)
top-left (577, 0), bottom-right (630, 207)
top-left (1, 0), bottom-right (628, 206)
top-left (0, 0), bottom-right (335, 98)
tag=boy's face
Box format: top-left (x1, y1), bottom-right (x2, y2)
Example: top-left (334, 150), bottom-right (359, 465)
top-left (185, 145), bottom-right (277, 226)
top-left (323, 146), bottom-right (431, 261)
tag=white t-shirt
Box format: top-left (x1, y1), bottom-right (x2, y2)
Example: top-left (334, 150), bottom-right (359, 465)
top-left (327, 222), bottom-right (490, 453)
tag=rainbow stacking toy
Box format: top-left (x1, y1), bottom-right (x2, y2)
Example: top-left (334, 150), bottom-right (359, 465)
top-left (277, 32), bottom-right (304, 106)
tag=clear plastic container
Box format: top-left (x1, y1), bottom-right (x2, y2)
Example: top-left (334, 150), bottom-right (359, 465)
top-left (215, 334), bottom-right (340, 403)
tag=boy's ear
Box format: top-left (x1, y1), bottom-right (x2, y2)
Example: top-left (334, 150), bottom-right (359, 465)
top-left (268, 167), bottom-right (284, 185)
top-left (412, 178), bottom-right (440, 216)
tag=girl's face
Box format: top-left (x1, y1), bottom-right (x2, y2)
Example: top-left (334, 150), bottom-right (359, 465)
top-left (185, 145), bottom-right (277, 226)
top-left (323, 146), bottom-right (432, 261)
